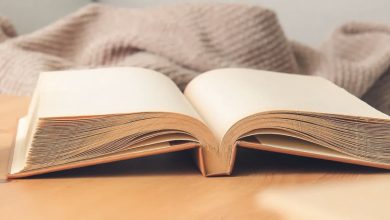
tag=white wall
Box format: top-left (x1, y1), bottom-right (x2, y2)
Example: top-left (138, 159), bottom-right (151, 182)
top-left (101, 0), bottom-right (390, 46)
top-left (1, 0), bottom-right (389, 46)
top-left (0, 0), bottom-right (91, 34)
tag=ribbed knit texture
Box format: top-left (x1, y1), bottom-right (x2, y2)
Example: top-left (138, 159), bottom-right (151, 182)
top-left (0, 3), bottom-right (389, 114)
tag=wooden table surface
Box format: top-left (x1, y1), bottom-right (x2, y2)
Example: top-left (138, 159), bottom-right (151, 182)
top-left (0, 94), bottom-right (388, 220)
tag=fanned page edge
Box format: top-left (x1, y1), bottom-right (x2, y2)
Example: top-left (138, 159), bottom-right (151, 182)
top-left (8, 113), bottom-right (212, 178)
top-left (204, 111), bottom-right (390, 176)
top-left (238, 138), bottom-right (390, 170)
top-left (8, 141), bottom-right (202, 178)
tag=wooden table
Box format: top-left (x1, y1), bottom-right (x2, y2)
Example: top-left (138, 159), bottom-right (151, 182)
top-left (0, 95), bottom-right (388, 220)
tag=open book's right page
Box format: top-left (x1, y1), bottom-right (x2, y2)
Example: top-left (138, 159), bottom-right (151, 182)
top-left (185, 68), bottom-right (390, 172)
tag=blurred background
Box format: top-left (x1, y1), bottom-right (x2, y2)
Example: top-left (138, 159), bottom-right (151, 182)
top-left (1, 0), bottom-right (389, 46)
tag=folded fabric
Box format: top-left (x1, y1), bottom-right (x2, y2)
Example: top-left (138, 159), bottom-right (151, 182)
top-left (0, 3), bottom-right (389, 114)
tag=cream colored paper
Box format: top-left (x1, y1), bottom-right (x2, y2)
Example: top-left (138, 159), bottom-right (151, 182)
top-left (185, 68), bottom-right (389, 141)
top-left (37, 67), bottom-right (201, 120)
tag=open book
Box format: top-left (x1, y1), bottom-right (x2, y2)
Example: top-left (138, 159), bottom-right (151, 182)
top-left (8, 67), bottom-right (390, 178)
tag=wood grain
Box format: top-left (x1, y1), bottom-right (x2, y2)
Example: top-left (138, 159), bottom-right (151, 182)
top-left (0, 95), bottom-right (30, 180)
top-left (0, 95), bottom-right (388, 220)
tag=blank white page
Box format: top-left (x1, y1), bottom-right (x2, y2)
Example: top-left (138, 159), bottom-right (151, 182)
top-left (35, 67), bottom-right (201, 120)
top-left (185, 68), bottom-right (389, 141)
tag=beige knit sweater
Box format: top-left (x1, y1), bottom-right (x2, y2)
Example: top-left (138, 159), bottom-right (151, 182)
top-left (0, 3), bottom-right (389, 114)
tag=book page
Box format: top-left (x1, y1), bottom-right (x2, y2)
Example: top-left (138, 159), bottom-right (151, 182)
top-left (185, 68), bottom-right (389, 141)
top-left (36, 67), bottom-right (202, 120)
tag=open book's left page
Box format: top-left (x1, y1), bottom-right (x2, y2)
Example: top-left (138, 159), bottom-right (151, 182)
top-left (35, 67), bottom-right (201, 118)
top-left (9, 67), bottom-right (218, 178)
